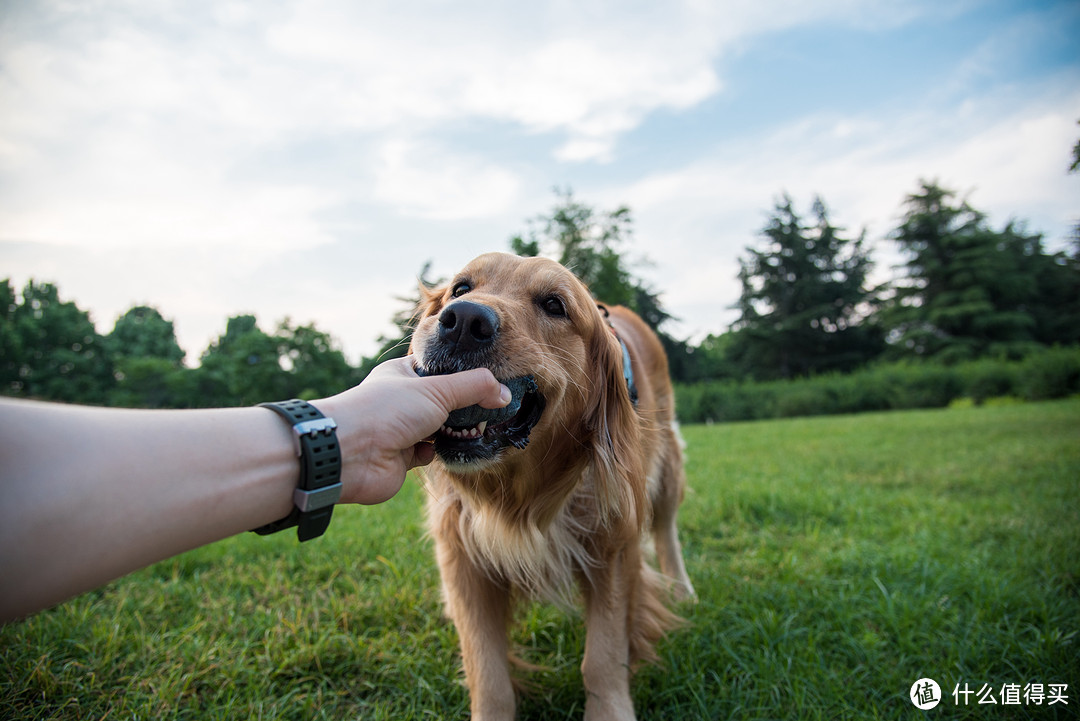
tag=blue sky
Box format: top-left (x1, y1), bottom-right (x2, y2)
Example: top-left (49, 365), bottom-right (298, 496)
top-left (2, 0), bottom-right (1078, 364)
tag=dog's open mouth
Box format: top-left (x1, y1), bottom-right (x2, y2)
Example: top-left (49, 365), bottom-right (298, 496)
top-left (416, 366), bottom-right (546, 466)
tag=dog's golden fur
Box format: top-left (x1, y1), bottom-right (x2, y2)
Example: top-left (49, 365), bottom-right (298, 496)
top-left (411, 252), bottom-right (694, 721)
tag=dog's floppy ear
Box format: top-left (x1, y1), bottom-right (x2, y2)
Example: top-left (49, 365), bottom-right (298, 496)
top-left (583, 309), bottom-right (647, 533)
top-left (407, 282), bottom-right (446, 358)
top-left (416, 281), bottom-right (446, 320)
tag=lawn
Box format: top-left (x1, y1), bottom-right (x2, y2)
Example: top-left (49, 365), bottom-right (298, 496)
top-left (2, 399), bottom-right (1078, 720)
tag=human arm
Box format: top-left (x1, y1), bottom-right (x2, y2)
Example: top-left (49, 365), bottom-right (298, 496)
top-left (0, 357), bottom-right (508, 622)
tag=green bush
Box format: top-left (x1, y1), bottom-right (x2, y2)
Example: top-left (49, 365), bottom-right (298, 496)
top-left (1018, 346), bottom-right (1080, 401)
top-left (773, 379), bottom-right (837, 419)
top-left (830, 372), bottom-right (892, 415)
top-left (875, 363), bottom-right (962, 410)
top-left (957, 358), bottom-right (1019, 404)
top-left (674, 346), bottom-right (1080, 423)
top-left (676, 382), bottom-right (773, 424)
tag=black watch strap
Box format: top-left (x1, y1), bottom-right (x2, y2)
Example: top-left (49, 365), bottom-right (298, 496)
top-left (254, 399), bottom-right (343, 542)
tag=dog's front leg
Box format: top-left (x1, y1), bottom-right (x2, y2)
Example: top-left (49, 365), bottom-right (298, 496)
top-left (581, 544), bottom-right (637, 721)
top-left (435, 534), bottom-right (515, 720)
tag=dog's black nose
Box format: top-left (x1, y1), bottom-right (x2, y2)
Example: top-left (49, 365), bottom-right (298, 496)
top-left (438, 301), bottom-right (499, 353)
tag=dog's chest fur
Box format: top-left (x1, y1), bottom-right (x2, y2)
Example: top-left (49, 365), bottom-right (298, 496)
top-left (429, 476), bottom-right (600, 607)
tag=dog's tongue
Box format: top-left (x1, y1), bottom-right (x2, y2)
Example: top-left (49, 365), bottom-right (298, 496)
top-left (415, 365), bottom-right (537, 429)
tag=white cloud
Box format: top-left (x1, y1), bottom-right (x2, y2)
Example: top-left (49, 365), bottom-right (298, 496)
top-left (373, 139), bottom-right (522, 220)
top-left (0, 0), bottom-right (945, 201)
top-left (463, 34), bottom-right (722, 162)
top-left (555, 137), bottom-right (619, 164)
top-left (0, 0), bottom-right (739, 258)
top-left (0, 124), bottom-right (343, 254)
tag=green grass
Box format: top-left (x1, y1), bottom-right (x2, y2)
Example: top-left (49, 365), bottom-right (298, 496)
top-left (3, 399), bottom-right (1079, 720)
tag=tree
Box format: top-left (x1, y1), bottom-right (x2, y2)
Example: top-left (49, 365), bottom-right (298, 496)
top-left (998, 224), bottom-right (1080, 348)
top-left (884, 181), bottom-right (1077, 361)
top-left (0, 280), bottom-right (21, 393)
top-left (198, 315), bottom-right (289, 406)
top-left (276, 319), bottom-right (357, 399)
top-left (1070, 119), bottom-right (1080, 174)
top-left (680, 331), bottom-right (741, 383)
top-left (107, 306), bottom-right (185, 365)
top-left (109, 357), bottom-right (200, 409)
top-left (0, 280), bottom-right (115, 403)
top-left (730, 195), bottom-right (882, 379)
top-left (1062, 120), bottom-right (1080, 330)
top-left (104, 306), bottom-right (192, 408)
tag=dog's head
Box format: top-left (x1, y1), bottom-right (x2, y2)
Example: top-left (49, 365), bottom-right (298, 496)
top-left (410, 253), bottom-right (641, 510)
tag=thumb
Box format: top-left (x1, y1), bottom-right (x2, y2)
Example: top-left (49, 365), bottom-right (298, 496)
top-left (424, 367), bottom-right (511, 413)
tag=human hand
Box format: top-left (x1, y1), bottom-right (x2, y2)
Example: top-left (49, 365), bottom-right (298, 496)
top-left (313, 356), bottom-right (510, 504)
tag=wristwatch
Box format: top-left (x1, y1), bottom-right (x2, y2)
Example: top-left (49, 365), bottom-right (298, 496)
top-left (253, 399), bottom-right (343, 542)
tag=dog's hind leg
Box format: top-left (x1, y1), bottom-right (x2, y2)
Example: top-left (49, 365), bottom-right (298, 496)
top-left (650, 428), bottom-right (696, 601)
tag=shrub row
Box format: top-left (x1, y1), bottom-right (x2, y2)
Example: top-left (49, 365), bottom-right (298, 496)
top-left (674, 346), bottom-right (1080, 424)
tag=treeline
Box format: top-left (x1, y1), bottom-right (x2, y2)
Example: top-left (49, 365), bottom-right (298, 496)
top-left (0, 284), bottom-right (363, 408)
top-left (669, 180), bottom-right (1080, 385)
top-left (2, 177), bottom-right (1078, 416)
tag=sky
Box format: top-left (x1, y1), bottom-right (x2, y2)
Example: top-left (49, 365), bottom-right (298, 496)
top-left (2, 0), bottom-right (1078, 365)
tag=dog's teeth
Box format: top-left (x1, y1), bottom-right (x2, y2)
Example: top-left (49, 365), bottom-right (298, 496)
top-left (439, 423), bottom-right (488, 440)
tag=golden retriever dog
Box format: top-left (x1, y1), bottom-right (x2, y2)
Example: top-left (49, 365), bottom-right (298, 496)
top-left (410, 252), bottom-right (695, 721)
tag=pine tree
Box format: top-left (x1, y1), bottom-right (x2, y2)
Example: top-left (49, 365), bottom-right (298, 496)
top-left (885, 181), bottom-right (1076, 360)
top-left (731, 195), bottom-right (882, 379)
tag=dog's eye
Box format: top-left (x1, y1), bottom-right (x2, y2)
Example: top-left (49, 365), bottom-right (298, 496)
top-left (451, 282), bottom-right (471, 298)
top-left (540, 295), bottom-right (566, 318)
